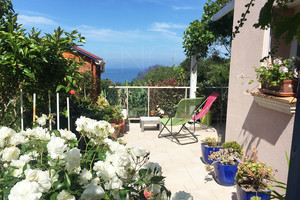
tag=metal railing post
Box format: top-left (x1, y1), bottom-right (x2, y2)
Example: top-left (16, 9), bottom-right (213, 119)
top-left (148, 88), bottom-right (150, 117)
top-left (126, 88), bottom-right (129, 118)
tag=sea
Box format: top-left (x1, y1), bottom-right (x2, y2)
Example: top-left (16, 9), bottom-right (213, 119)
top-left (101, 67), bottom-right (145, 83)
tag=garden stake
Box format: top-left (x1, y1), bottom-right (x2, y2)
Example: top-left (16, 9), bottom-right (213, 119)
top-left (33, 93), bottom-right (36, 125)
top-left (67, 97), bottom-right (70, 131)
top-left (20, 89), bottom-right (24, 131)
top-left (57, 93), bottom-right (59, 129)
top-left (49, 92), bottom-right (52, 130)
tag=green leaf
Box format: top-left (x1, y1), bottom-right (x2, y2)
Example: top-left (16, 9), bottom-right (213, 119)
top-left (150, 176), bottom-right (165, 184)
top-left (133, 180), bottom-right (145, 185)
top-left (56, 85), bottom-right (65, 92)
top-left (53, 181), bottom-right (65, 190)
top-left (64, 173), bottom-right (71, 189)
top-left (285, 152), bottom-right (290, 167)
top-left (119, 190), bottom-right (128, 200)
top-left (51, 130), bottom-right (61, 137)
top-left (50, 192), bottom-right (58, 200)
top-left (138, 168), bottom-right (147, 178)
top-left (23, 68), bottom-right (35, 79)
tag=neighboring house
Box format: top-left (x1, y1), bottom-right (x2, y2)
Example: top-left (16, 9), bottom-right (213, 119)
top-left (213, 1), bottom-right (299, 183)
top-left (62, 46), bottom-right (105, 97)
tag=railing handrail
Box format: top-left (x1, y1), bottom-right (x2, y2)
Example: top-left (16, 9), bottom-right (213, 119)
top-left (109, 86), bottom-right (228, 89)
top-left (108, 85), bottom-right (228, 119)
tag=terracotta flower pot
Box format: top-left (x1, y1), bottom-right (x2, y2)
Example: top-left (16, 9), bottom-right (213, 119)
top-left (110, 120), bottom-right (125, 139)
top-left (259, 79), bottom-right (298, 97)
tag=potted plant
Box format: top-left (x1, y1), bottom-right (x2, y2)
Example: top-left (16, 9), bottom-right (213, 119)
top-left (96, 95), bottom-right (124, 138)
top-left (201, 137), bottom-right (222, 164)
top-left (208, 141), bottom-right (243, 186)
top-left (254, 57), bottom-right (299, 97)
top-left (235, 147), bottom-right (273, 200)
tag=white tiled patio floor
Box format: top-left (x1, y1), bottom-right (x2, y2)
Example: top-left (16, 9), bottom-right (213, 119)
top-left (122, 122), bottom-right (237, 200)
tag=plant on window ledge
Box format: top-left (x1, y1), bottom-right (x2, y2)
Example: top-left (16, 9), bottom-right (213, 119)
top-left (252, 57), bottom-right (299, 96)
top-left (254, 57), bottom-right (298, 86)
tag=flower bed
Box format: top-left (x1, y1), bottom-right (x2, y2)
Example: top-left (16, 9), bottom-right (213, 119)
top-left (0, 116), bottom-right (171, 199)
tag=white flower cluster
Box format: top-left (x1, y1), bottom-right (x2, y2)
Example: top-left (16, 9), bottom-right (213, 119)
top-left (0, 116), bottom-right (170, 200)
top-left (75, 116), bottom-right (114, 143)
top-left (36, 114), bottom-right (48, 127)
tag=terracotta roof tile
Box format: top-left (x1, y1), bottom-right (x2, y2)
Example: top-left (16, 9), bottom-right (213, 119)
top-left (71, 46), bottom-right (102, 61)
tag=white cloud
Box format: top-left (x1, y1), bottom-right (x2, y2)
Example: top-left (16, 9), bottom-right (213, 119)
top-left (149, 22), bottom-right (186, 35)
top-left (75, 25), bottom-right (150, 42)
top-left (172, 5), bottom-right (197, 10)
top-left (18, 14), bottom-right (57, 26)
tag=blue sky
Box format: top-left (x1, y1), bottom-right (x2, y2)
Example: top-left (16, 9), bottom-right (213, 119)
top-left (13, 0), bottom-right (205, 82)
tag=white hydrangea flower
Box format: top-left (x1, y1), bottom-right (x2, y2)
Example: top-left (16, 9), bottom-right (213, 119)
top-left (65, 147), bottom-right (81, 174)
top-left (79, 168), bottom-right (92, 185)
top-left (10, 159), bottom-right (27, 177)
top-left (9, 154), bottom-right (32, 177)
top-left (25, 169), bottom-right (51, 193)
top-left (36, 114), bottom-right (47, 126)
top-left (25, 169), bottom-right (39, 182)
top-left (57, 190), bottom-right (75, 200)
top-left (47, 136), bottom-right (67, 159)
top-left (75, 116), bottom-right (112, 141)
top-left (0, 127), bottom-right (16, 148)
top-left (109, 141), bottom-right (127, 154)
top-left (81, 178), bottom-right (105, 200)
top-left (93, 160), bottom-right (116, 181)
top-left (9, 133), bottom-right (28, 146)
top-left (75, 116), bottom-right (88, 132)
top-left (105, 152), bottom-right (131, 179)
top-left (50, 169), bottom-right (59, 184)
top-left (104, 176), bottom-right (123, 190)
top-left (59, 129), bottom-right (77, 141)
top-left (21, 127), bottom-right (51, 141)
top-left (130, 147), bottom-right (148, 157)
top-left (1, 146), bottom-right (20, 161)
top-left (8, 180), bottom-right (42, 200)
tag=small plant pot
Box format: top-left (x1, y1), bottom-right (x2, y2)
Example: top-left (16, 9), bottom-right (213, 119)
top-left (236, 183), bottom-right (271, 200)
top-left (119, 119), bottom-right (125, 134)
top-left (201, 143), bottom-right (222, 164)
top-left (213, 162), bottom-right (238, 186)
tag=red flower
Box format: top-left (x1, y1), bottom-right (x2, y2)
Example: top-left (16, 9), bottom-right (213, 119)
top-left (144, 188), bottom-right (153, 200)
top-left (69, 90), bottom-right (76, 95)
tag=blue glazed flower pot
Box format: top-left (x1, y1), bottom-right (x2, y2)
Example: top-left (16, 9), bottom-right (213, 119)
top-left (201, 143), bottom-right (222, 164)
top-left (214, 162), bottom-right (238, 186)
top-left (236, 183), bottom-right (271, 200)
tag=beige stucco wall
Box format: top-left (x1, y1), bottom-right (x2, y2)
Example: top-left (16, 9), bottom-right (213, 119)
top-left (226, 0), bottom-right (294, 183)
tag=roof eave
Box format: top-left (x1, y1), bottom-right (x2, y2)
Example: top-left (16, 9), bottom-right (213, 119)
top-left (70, 46), bottom-right (102, 61)
top-left (211, 0), bottom-right (234, 21)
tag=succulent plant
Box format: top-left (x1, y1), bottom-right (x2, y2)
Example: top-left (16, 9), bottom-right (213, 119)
top-left (235, 147), bottom-right (274, 191)
top-left (201, 137), bottom-right (220, 147)
top-left (209, 141), bottom-right (243, 165)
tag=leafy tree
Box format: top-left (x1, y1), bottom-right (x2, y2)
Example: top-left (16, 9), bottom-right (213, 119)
top-left (183, 0), bottom-right (233, 58)
top-left (197, 52), bottom-right (230, 87)
top-left (132, 64), bottom-right (186, 85)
